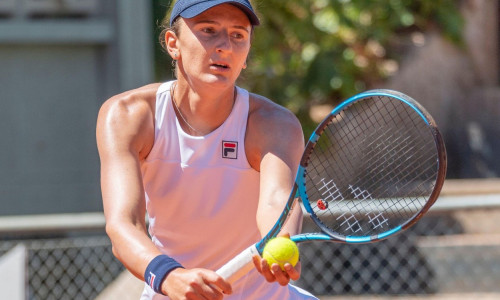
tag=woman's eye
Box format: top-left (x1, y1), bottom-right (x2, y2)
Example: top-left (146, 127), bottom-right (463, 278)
top-left (202, 27), bottom-right (215, 34)
top-left (231, 32), bottom-right (246, 40)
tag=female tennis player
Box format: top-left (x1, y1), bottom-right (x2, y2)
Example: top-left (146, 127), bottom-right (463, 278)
top-left (96, 0), bottom-right (317, 299)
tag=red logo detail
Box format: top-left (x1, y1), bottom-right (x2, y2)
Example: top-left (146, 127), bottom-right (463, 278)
top-left (222, 141), bottom-right (238, 159)
top-left (317, 199), bottom-right (328, 210)
top-left (148, 272), bottom-right (156, 288)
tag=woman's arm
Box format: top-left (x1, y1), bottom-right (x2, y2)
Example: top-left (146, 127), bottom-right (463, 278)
top-left (96, 87), bottom-right (231, 299)
top-left (97, 90), bottom-right (159, 279)
top-left (246, 94), bottom-right (305, 285)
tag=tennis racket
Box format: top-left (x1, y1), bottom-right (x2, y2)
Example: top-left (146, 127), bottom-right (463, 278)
top-left (216, 89), bottom-right (447, 284)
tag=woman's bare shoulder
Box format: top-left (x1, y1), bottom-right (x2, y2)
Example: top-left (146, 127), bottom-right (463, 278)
top-left (245, 93), bottom-right (304, 170)
top-left (247, 93), bottom-right (302, 134)
top-left (97, 83), bottom-right (162, 158)
top-left (100, 83), bottom-right (161, 115)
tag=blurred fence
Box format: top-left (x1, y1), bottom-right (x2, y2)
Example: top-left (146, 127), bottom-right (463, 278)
top-left (0, 213), bottom-right (123, 300)
top-left (0, 180), bottom-right (499, 299)
top-left (296, 211), bottom-right (500, 295)
top-left (0, 236), bottom-right (122, 300)
top-left (295, 179), bottom-right (500, 297)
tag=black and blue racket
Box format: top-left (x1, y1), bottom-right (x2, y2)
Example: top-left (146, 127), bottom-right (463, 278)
top-left (216, 89), bottom-right (447, 284)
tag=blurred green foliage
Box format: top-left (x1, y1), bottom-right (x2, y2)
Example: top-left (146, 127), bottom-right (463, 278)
top-left (152, 0), bottom-right (463, 132)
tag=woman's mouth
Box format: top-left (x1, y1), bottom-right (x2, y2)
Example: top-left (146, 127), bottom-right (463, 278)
top-left (211, 63), bottom-right (230, 70)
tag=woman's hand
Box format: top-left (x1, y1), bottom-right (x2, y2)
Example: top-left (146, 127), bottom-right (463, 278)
top-left (253, 255), bottom-right (301, 286)
top-left (252, 233), bottom-right (301, 286)
top-left (161, 268), bottom-right (232, 300)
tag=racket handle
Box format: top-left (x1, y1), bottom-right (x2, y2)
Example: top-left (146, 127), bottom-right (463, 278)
top-left (216, 244), bottom-right (260, 284)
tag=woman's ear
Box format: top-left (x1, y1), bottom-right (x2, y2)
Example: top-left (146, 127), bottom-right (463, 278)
top-left (243, 54), bottom-right (249, 69)
top-left (165, 30), bottom-right (179, 60)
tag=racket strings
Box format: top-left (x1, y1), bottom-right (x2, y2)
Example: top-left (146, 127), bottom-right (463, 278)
top-left (351, 135), bottom-right (436, 205)
top-left (324, 111), bottom-right (428, 199)
top-left (304, 96), bottom-right (439, 237)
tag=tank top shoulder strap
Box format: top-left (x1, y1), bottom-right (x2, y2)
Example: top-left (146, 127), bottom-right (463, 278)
top-left (154, 81), bottom-right (175, 139)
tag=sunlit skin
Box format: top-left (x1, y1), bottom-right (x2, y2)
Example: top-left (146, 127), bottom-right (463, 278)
top-left (97, 4), bottom-right (305, 299)
top-left (163, 4), bottom-right (252, 135)
top-left (172, 5), bottom-right (251, 87)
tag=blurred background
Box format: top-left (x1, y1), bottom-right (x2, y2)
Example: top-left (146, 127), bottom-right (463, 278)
top-left (0, 0), bottom-right (499, 299)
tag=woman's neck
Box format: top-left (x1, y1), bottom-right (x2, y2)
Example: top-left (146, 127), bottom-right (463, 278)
top-left (171, 80), bottom-right (236, 136)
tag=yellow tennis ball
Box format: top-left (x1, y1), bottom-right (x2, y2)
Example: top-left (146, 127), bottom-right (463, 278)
top-left (262, 237), bottom-right (299, 270)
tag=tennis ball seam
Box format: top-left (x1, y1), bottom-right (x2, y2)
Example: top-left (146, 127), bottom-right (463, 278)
top-left (263, 249), bottom-right (294, 263)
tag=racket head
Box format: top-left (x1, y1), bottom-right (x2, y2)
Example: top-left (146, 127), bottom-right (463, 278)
top-left (297, 89), bottom-right (446, 243)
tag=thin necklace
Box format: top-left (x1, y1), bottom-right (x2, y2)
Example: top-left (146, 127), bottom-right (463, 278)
top-left (170, 83), bottom-right (204, 136)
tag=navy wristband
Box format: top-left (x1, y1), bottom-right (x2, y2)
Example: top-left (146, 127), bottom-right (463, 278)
top-left (145, 255), bottom-right (184, 295)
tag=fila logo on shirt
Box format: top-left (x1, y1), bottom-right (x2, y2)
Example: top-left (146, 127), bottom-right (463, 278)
top-left (222, 141), bottom-right (238, 159)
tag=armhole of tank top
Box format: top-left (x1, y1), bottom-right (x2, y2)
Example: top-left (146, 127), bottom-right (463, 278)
top-left (145, 81), bottom-right (173, 161)
top-left (155, 82), bottom-right (174, 139)
top-left (236, 87), bottom-right (254, 170)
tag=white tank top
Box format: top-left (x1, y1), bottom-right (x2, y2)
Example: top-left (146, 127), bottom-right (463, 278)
top-left (140, 81), bottom-right (316, 300)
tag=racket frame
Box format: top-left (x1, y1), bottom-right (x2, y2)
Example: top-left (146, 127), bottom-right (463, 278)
top-left (216, 89), bottom-right (447, 283)
top-left (296, 89), bottom-right (447, 244)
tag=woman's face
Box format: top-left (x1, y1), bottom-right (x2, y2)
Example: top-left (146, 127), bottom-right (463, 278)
top-left (173, 4), bottom-right (252, 89)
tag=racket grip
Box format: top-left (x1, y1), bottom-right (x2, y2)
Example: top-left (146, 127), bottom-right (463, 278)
top-left (216, 244), bottom-right (260, 284)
